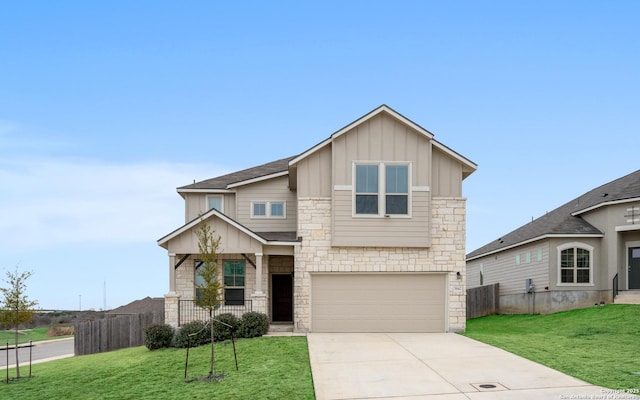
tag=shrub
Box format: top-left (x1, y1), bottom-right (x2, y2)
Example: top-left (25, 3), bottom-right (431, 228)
top-left (173, 320), bottom-right (210, 348)
top-left (144, 324), bottom-right (175, 350)
top-left (238, 312), bottom-right (269, 338)
top-left (47, 325), bottom-right (74, 337)
top-left (213, 313), bottom-right (240, 341)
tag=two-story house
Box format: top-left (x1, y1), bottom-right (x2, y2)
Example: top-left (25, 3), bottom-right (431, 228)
top-left (158, 105), bottom-right (477, 333)
top-left (467, 169), bottom-right (640, 314)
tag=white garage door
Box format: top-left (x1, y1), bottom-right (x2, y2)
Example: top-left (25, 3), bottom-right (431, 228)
top-left (311, 273), bottom-right (446, 332)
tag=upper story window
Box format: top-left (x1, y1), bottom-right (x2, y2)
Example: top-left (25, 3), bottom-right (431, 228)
top-left (354, 163), bottom-right (410, 217)
top-left (251, 201), bottom-right (286, 218)
top-left (207, 195), bottom-right (224, 212)
top-left (558, 242), bottom-right (593, 285)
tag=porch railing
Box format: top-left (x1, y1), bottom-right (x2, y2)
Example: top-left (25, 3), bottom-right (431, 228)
top-left (613, 273), bottom-right (619, 302)
top-left (178, 299), bottom-right (252, 327)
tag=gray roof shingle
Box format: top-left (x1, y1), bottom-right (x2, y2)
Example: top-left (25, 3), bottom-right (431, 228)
top-left (467, 169), bottom-right (640, 259)
top-left (179, 156), bottom-right (296, 190)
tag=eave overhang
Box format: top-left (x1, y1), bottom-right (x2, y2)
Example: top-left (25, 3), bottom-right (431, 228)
top-left (466, 233), bottom-right (604, 262)
top-left (157, 208), bottom-right (301, 249)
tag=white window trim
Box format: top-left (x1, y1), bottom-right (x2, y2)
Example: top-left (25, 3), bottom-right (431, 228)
top-left (250, 201), bottom-right (286, 219)
top-left (352, 161), bottom-right (412, 218)
top-left (206, 195), bottom-right (224, 213)
top-left (557, 242), bottom-right (594, 286)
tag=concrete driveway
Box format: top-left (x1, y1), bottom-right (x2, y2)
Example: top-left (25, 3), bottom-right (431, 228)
top-left (308, 333), bottom-right (631, 400)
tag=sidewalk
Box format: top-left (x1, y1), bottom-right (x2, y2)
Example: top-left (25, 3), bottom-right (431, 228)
top-left (2, 337), bottom-right (74, 370)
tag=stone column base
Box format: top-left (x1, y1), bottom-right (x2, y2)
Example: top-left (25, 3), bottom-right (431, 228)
top-left (251, 293), bottom-right (267, 315)
top-left (164, 292), bottom-right (180, 327)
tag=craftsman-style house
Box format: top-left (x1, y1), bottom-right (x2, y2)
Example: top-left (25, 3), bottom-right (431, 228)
top-left (158, 105), bottom-right (477, 332)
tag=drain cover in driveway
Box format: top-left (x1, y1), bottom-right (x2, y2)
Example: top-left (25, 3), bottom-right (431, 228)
top-left (471, 382), bottom-right (508, 391)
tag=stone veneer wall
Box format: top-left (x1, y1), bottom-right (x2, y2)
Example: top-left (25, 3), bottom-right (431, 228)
top-left (165, 255), bottom-right (260, 327)
top-left (293, 197), bottom-right (467, 333)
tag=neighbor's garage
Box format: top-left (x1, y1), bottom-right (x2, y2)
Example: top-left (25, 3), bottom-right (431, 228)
top-left (310, 273), bottom-right (446, 332)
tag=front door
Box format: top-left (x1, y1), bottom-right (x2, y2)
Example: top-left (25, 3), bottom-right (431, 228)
top-left (272, 274), bottom-right (293, 321)
top-left (629, 247), bottom-right (640, 289)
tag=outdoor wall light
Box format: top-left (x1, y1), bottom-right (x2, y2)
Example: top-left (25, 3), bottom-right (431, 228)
top-left (456, 271), bottom-right (461, 280)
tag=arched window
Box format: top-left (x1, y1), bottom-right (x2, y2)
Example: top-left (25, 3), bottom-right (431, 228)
top-left (557, 242), bottom-right (594, 285)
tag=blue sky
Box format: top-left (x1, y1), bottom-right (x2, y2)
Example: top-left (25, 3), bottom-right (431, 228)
top-left (1, 1), bottom-right (638, 310)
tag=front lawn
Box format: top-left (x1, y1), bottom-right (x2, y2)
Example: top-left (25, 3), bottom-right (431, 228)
top-left (463, 304), bottom-right (640, 390)
top-left (3, 336), bottom-right (315, 399)
top-left (0, 327), bottom-right (73, 345)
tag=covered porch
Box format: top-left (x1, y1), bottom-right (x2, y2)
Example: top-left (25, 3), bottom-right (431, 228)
top-left (157, 209), bottom-right (299, 327)
top-left (612, 227), bottom-right (640, 303)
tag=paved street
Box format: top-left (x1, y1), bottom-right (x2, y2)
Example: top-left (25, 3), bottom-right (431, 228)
top-left (1, 338), bottom-right (74, 369)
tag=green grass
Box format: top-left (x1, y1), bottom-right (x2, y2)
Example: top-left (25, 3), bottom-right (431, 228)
top-left (463, 304), bottom-right (640, 390)
top-left (3, 336), bottom-right (315, 400)
top-left (0, 327), bottom-right (72, 345)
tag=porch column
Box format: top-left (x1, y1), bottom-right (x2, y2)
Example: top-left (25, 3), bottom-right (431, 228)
top-left (165, 253), bottom-right (180, 327)
top-left (168, 253), bottom-right (176, 293)
top-left (251, 252), bottom-right (267, 314)
top-left (254, 252), bottom-right (264, 295)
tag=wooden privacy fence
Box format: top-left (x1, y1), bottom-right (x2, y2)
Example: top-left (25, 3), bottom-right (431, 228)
top-left (74, 312), bottom-right (163, 356)
top-left (466, 283), bottom-right (499, 319)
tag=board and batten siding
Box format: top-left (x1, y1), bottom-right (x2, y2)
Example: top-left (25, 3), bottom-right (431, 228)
top-left (432, 149), bottom-right (462, 197)
top-left (184, 193), bottom-right (236, 222)
top-left (467, 242), bottom-right (550, 296)
top-left (166, 217), bottom-right (263, 255)
top-left (296, 145), bottom-right (332, 198)
top-left (235, 175), bottom-right (297, 232)
top-left (330, 113), bottom-right (432, 247)
top-left (332, 113), bottom-right (431, 187)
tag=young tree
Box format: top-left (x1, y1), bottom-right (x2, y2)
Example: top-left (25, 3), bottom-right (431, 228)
top-left (0, 267), bottom-right (38, 379)
top-left (194, 221), bottom-right (224, 379)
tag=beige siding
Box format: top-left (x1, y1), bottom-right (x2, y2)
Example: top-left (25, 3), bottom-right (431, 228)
top-left (166, 217), bottom-right (263, 254)
top-left (235, 175), bottom-right (297, 232)
top-left (332, 113), bottom-right (430, 186)
top-left (467, 241), bottom-right (550, 295)
top-left (184, 194), bottom-right (201, 222)
top-left (297, 145), bottom-right (331, 198)
top-left (581, 202), bottom-right (640, 288)
top-left (184, 193), bottom-right (236, 222)
top-left (330, 113), bottom-right (433, 247)
top-left (432, 149), bottom-right (462, 197)
top-left (332, 190), bottom-right (430, 247)
top-left (547, 237), bottom-right (603, 291)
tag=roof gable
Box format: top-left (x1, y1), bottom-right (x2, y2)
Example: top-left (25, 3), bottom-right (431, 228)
top-left (157, 208), bottom-right (300, 249)
top-left (289, 104), bottom-right (477, 175)
top-left (467, 169), bottom-right (640, 260)
top-left (157, 208), bottom-right (267, 248)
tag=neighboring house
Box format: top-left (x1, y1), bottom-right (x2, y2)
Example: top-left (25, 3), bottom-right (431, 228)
top-left (158, 105), bottom-right (477, 333)
top-left (467, 170), bottom-right (640, 314)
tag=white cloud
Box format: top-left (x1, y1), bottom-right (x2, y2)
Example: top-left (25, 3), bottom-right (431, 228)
top-left (0, 157), bottom-right (228, 251)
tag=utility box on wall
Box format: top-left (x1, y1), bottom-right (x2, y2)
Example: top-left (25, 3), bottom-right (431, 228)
top-left (525, 278), bottom-right (534, 293)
